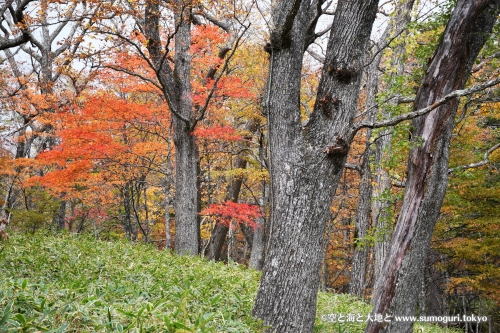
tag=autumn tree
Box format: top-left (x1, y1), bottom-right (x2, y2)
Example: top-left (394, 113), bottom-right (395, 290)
top-left (32, 88), bottom-right (171, 239)
top-left (202, 43), bottom-right (267, 265)
top-left (0, 0), bottom-right (95, 224)
top-left (91, 0), bottom-right (252, 255)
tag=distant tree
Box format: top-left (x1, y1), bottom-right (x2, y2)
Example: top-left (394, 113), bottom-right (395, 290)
top-left (92, 0), bottom-right (251, 254)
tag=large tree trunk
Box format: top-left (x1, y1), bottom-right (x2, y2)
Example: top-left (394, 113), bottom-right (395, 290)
top-left (172, 118), bottom-right (200, 254)
top-left (366, 1), bottom-right (500, 333)
top-left (253, 1), bottom-right (379, 331)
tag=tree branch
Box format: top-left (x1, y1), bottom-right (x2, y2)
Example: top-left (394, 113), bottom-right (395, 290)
top-left (193, 24), bottom-right (250, 128)
top-left (191, 11), bottom-right (231, 32)
top-left (350, 76), bottom-right (500, 137)
top-left (448, 142), bottom-right (500, 173)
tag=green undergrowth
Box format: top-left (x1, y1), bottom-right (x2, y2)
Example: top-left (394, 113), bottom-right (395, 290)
top-left (0, 233), bottom-right (461, 332)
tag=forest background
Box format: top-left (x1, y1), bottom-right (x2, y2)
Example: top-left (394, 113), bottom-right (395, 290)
top-left (0, 0), bottom-right (499, 332)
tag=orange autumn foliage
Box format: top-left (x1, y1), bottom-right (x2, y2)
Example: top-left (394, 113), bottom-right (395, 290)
top-left (201, 201), bottom-right (262, 230)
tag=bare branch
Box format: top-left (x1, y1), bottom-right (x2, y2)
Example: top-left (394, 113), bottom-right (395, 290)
top-left (306, 48), bottom-right (325, 63)
top-left (100, 64), bottom-right (162, 90)
top-left (472, 50), bottom-right (500, 73)
top-left (304, 0), bottom-right (330, 49)
top-left (351, 76), bottom-right (500, 136)
top-left (191, 11), bottom-right (231, 32)
top-left (345, 163), bottom-right (360, 172)
top-left (448, 142), bottom-right (500, 173)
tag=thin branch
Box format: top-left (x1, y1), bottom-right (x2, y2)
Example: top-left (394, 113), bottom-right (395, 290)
top-left (193, 23), bottom-right (250, 128)
top-left (192, 11), bottom-right (231, 32)
top-left (472, 50), bottom-right (500, 73)
top-left (306, 48), bottom-right (325, 63)
top-left (448, 142), bottom-right (500, 173)
top-left (100, 64), bottom-right (162, 90)
top-left (350, 77), bottom-right (500, 137)
top-left (345, 163), bottom-right (360, 172)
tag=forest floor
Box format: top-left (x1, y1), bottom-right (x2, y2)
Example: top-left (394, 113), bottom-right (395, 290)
top-left (0, 233), bottom-right (461, 332)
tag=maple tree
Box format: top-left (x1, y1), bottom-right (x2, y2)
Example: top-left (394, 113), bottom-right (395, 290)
top-left (86, 0), bottom-right (253, 255)
top-left (30, 82), bottom-right (171, 237)
top-left (201, 201), bottom-right (262, 230)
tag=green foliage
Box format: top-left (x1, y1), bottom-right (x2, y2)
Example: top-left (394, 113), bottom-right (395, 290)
top-left (0, 233), bottom-right (264, 332)
top-left (9, 188), bottom-right (60, 233)
top-left (0, 233), bottom-right (461, 333)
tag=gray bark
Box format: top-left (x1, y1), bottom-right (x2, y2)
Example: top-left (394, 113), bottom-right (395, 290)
top-left (372, 0), bottom-right (415, 288)
top-left (164, 142), bottom-right (174, 250)
top-left (349, 51), bottom-right (380, 297)
top-left (366, 1), bottom-right (500, 333)
top-left (172, 6), bottom-right (199, 255)
top-left (248, 180), bottom-right (268, 271)
top-left (253, 0), bottom-right (379, 331)
top-left (0, 0), bottom-right (33, 51)
top-left (248, 217), bottom-right (264, 270)
top-left (144, 2), bottom-right (199, 255)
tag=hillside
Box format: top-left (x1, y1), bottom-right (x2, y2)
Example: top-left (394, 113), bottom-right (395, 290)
top-left (0, 234), bottom-right (459, 332)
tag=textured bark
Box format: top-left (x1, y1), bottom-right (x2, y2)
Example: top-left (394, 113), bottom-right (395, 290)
top-left (372, 0), bottom-right (415, 288)
top-left (172, 6), bottom-right (200, 255)
top-left (366, 2), bottom-right (500, 333)
top-left (349, 54), bottom-right (380, 297)
top-left (253, 1), bottom-right (379, 331)
top-left (248, 180), bottom-right (268, 271)
top-left (144, 2), bottom-right (199, 255)
top-left (248, 217), bottom-right (264, 270)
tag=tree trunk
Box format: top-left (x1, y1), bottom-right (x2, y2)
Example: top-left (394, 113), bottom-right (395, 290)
top-left (171, 6), bottom-right (200, 255)
top-left (249, 180), bottom-right (268, 270)
top-left (349, 47), bottom-right (381, 296)
top-left (371, 0), bottom-right (415, 289)
top-left (253, 1), bottom-right (379, 331)
top-left (172, 118), bottom-right (200, 254)
top-left (52, 197), bottom-right (66, 230)
top-left (144, 2), bottom-right (200, 255)
top-left (248, 217), bottom-right (265, 270)
top-left (366, 2), bottom-right (499, 333)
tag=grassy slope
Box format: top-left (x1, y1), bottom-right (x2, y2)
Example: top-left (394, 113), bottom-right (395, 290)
top-left (0, 233), bottom-right (460, 332)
